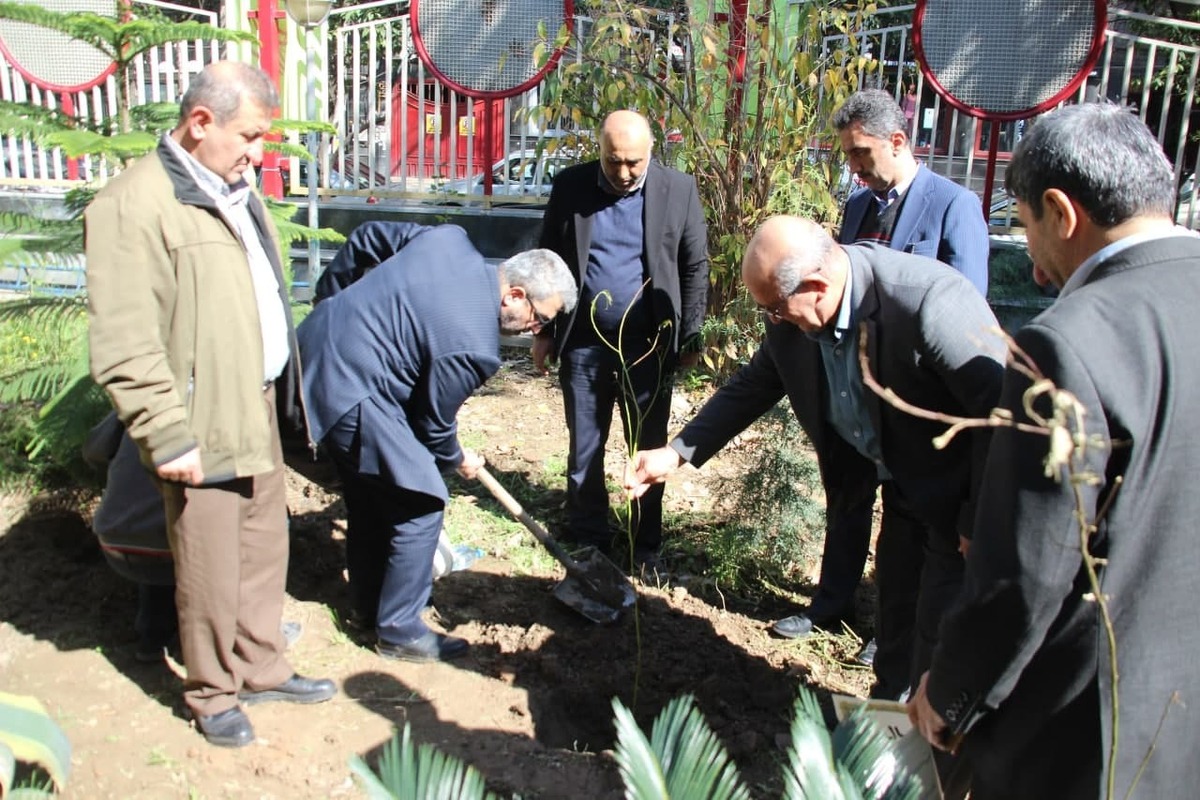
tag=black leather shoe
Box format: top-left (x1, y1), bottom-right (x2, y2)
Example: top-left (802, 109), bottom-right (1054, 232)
top-left (377, 632), bottom-right (469, 663)
top-left (771, 614), bottom-right (817, 639)
top-left (856, 637), bottom-right (878, 667)
top-left (195, 707), bottom-right (255, 748)
top-left (239, 674), bottom-right (337, 706)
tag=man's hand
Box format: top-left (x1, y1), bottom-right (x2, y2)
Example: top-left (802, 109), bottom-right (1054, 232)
top-left (457, 448), bottom-right (485, 480)
top-left (907, 672), bottom-right (955, 752)
top-left (157, 447), bottom-right (204, 485)
top-left (623, 447), bottom-right (684, 499)
top-left (531, 334), bottom-right (556, 375)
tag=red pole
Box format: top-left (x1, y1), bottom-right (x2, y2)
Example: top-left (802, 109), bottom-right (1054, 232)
top-left (728, 0), bottom-right (749, 119)
top-left (60, 93), bottom-right (80, 181)
top-left (249, 0), bottom-right (286, 198)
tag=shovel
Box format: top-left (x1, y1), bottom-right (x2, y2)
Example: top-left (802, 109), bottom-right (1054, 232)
top-left (476, 466), bottom-right (636, 624)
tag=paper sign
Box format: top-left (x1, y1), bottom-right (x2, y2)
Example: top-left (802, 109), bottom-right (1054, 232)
top-left (831, 694), bottom-right (943, 799)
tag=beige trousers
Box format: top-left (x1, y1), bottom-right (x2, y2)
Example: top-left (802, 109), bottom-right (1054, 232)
top-left (162, 387), bottom-right (293, 718)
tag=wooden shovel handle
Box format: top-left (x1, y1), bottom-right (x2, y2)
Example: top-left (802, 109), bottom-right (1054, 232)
top-left (475, 466), bottom-right (582, 570)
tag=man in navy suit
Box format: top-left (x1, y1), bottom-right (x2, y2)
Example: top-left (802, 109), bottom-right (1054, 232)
top-left (297, 222), bottom-right (577, 662)
top-left (625, 216), bottom-right (1004, 707)
top-left (536, 110), bottom-right (708, 567)
top-left (835, 89), bottom-right (989, 293)
top-left (771, 90), bottom-right (990, 696)
top-left (909, 104), bottom-right (1200, 799)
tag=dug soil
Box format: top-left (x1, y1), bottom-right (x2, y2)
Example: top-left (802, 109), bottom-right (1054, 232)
top-left (0, 350), bottom-right (876, 799)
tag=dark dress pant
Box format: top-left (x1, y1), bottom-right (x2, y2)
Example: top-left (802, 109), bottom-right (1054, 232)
top-left (807, 445), bottom-right (878, 622)
top-left (558, 340), bottom-right (673, 552)
top-left (325, 403), bottom-right (444, 645)
top-left (136, 583), bottom-right (178, 647)
top-left (871, 481), bottom-right (964, 700)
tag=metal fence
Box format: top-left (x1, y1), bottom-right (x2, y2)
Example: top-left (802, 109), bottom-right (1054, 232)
top-left (0, 2), bottom-right (1195, 229)
top-left (816, 3), bottom-right (1199, 230)
top-left (0, 0), bottom-right (223, 187)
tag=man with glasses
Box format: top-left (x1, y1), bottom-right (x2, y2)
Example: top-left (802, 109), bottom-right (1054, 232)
top-left (625, 216), bottom-right (1004, 705)
top-left (297, 221), bottom-right (576, 662)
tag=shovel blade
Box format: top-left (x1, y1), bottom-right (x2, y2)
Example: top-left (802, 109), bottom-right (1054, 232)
top-left (552, 546), bottom-right (637, 624)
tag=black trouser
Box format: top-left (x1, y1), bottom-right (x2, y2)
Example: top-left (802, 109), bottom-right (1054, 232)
top-left (558, 340), bottom-right (674, 553)
top-left (325, 403), bottom-right (444, 645)
top-left (870, 481), bottom-right (964, 700)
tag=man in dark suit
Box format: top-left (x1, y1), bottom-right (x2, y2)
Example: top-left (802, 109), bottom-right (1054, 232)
top-left (535, 109), bottom-right (708, 566)
top-left (773, 90), bottom-right (990, 676)
top-left (909, 104), bottom-right (1200, 799)
top-left (626, 216), bottom-right (1005, 702)
top-left (297, 222), bottom-right (577, 662)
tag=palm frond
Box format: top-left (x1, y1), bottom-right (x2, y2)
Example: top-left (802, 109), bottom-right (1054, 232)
top-left (613, 694), bottom-right (750, 800)
top-left (0, 5), bottom-right (117, 58)
top-left (43, 129), bottom-right (157, 160)
top-left (268, 140), bottom-right (322, 162)
top-left (28, 374), bottom-right (109, 465)
top-left (0, 237), bottom-right (85, 272)
top-left (0, 5), bottom-right (255, 62)
top-left (0, 357), bottom-right (85, 405)
top-left (781, 690), bottom-right (846, 800)
top-left (0, 297), bottom-right (89, 406)
top-left (112, 18), bottom-right (256, 59)
top-left (272, 218), bottom-right (346, 251)
top-left (0, 100), bottom-right (74, 139)
top-left (0, 295), bottom-right (87, 326)
top-left (348, 723), bottom-right (496, 800)
top-left (128, 102), bottom-right (179, 132)
top-left (63, 187), bottom-right (97, 218)
top-left (612, 698), bottom-right (669, 799)
top-left (652, 696), bottom-right (750, 800)
top-left (271, 118), bottom-right (338, 137)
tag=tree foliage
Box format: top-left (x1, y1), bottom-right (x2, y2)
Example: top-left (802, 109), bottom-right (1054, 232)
top-left (526, 0), bottom-right (881, 375)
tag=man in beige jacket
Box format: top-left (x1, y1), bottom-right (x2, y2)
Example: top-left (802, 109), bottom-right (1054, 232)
top-left (86, 61), bottom-right (335, 748)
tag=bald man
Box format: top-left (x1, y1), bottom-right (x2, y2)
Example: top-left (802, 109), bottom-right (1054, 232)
top-left (536, 110), bottom-right (708, 567)
top-left (626, 216), bottom-right (1004, 704)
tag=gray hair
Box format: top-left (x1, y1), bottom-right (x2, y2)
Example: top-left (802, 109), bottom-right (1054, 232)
top-left (180, 61), bottom-right (280, 125)
top-left (498, 248), bottom-right (578, 314)
top-left (1006, 103), bottom-right (1175, 227)
top-left (831, 89), bottom-right (908, 140)
top-left (775, 225), bottom-right (836, 295)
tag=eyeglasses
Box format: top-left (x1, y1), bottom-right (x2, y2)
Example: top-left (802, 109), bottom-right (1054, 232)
top-left (528, 300), bottom-right (554, 331)
top-left (757, 286), bottom-right (801, 323)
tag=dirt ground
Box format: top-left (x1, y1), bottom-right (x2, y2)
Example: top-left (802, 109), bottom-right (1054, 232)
top-left (0, 351), bottom-right (876, 799)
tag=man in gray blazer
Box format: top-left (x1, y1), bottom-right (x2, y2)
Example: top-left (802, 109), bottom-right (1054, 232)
top-left (909, 104), bottom-right (1200, 799)
top-left (784, 90), bottom-right (992, 674)
top-left (626, 216), bottom-right (1005, 701)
